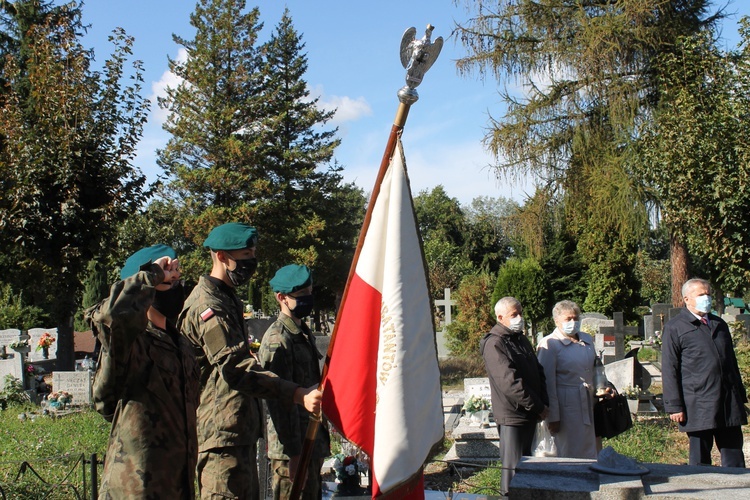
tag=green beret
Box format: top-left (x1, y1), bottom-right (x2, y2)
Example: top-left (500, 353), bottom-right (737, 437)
top-left (270, 264), bottom-right (312, 293)
top-left (203, 222), bottom-right (258, 251)
top-left (120, 244), bottom-right (176, 280)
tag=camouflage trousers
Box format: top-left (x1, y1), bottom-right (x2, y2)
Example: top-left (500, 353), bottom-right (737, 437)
top-left (197, 445), bottom-right (259, 500)
top-left (271, 458), bottom-right (323, 500)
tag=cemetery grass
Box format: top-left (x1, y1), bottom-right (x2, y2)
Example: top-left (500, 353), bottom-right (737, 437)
top-left (0, 405), bottom-right (108, 499)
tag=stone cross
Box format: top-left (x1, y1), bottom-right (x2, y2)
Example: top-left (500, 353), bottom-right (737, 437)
top-left (598, 312), bottom-right (637, 363)
top-left (650, 303), bottom-right (671, 337)
top-left (434, 288), bottom-right (456, 331)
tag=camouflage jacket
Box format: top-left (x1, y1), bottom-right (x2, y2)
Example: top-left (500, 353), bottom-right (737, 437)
top-left (178, 275), bottom-right (298, 452)
top-left (86, 264), bottom-right (199, 500)
top-left (258, 314), bottom-right (330, 460)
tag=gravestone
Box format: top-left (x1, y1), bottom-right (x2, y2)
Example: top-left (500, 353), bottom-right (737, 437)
top-left (52, 371), bottom-right (92, 405)
top-left (464, 377), bottom-right (492, 402)
top-left (0, 329), bottom-right (22, 350)
top-left (597, 312), bottom-right (637, 364)
top-left (0, 357), bottom-right (24, 384)
top-left (314, 334), bottom-right (331, 372)
top-left (604, 352), bottom-right (657, 415)
top-left (26, 328), bottom-right (57, 362)
top-left (580, 313), bottom-right (612, 337)
top-left (245, 318), bottom-right (275, 344)
top-left (434, 288), bottom-right (456, 360)
top-left (445, 377), bottom-right (499, 465)
top-left (643, 315), bottom-right (654, 342)
top-left (650, 303), bottom-right (671, 335)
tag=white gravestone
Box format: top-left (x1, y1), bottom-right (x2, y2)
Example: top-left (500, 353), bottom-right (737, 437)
top-left (52, 371), bottom-right (92, 405)
top-left (0, 357), bottom-right (24, 384)
top-left (27, 328), bottom-right (58, 362)
top-left (0, 329), bottom-right (23, 350)
top-left (464, 377), bottom-right (492, 401)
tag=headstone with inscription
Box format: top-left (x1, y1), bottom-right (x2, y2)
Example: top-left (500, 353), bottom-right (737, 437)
top-left (464, 377), bottom-right (492, 402)
top-left (0, 329), bottom-right (22, 351)
top-left (52, 371), bottom-right (92, 405)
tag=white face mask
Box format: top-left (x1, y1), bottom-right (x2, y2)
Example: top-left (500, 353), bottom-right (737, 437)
top-left (508, 316), bottom-right (525, 332)
top-left (561, 319), bottom-right (580, 336)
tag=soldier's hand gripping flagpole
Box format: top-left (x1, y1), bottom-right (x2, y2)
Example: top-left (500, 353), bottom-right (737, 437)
top-left (289, 25), bottom-right (442, 500)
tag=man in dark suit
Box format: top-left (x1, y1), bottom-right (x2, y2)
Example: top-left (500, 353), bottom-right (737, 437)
top-left (662, 278), bottom-right (747, 467)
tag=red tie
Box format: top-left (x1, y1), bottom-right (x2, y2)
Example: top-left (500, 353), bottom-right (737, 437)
top-left (700, 317), bottom-right (708, 326)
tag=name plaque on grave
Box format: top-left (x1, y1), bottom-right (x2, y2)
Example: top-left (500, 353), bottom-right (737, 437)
top-left (464, 377), bottom-right (492, 401)
top-left (52, 371), bottom-right (92, 405)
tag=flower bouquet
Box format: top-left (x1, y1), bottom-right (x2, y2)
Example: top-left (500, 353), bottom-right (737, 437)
top-left (36, 332), bottom-right (55, 351)
top-left (47, 391), bottom-right (73, 409)
top-left (646, 330), bottom-right (662, 347)
top-left (463, 395), bottom-right (492, 424)
top-left (332, 453), bottom-right (367, 495)
top-left (9, 340), bottom-right (30, 351)
top-left (621, 385), bottom-right (642, 400)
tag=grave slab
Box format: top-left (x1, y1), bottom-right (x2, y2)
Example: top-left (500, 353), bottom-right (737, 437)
top-left (52, 371), bottom-right (92, 405)
top-left (511, 456), bottom-right (750, 499)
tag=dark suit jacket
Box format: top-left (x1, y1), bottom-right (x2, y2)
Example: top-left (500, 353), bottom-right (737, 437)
top-left (662, 308), bottom-right (747, 432)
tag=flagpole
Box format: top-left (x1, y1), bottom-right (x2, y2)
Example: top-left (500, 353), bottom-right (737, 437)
top-left (289, 25), bottom-right (443, 500)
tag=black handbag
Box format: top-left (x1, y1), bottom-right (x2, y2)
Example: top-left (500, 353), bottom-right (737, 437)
top-left (593, 392), bottom-right (633, 439)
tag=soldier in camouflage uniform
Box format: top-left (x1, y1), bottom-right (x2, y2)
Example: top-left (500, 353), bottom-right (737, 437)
top-left (86, 244), bottom-right (199, 499)
top-left (258, 264), bottom-right (331, 500)
top-left (178, 223), bottom-right (322, 500)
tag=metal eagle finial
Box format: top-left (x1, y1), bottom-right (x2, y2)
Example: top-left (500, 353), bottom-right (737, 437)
top-left (398, 24), bottom-right (443, 105)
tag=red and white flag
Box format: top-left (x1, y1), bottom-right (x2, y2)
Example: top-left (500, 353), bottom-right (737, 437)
top-left (321, 138), bottom-right (444, 498)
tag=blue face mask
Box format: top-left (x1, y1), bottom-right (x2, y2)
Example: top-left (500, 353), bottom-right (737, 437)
top-left (561, 319), bottom-right (580, 336)
top-left (694, 294), bottom-right (712, 314)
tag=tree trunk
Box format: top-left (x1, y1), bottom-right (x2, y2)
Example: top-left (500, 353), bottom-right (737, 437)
top-left (670, 235), bottom-right (689, 307)
top-left (713, 285), bottom-right (725, 316)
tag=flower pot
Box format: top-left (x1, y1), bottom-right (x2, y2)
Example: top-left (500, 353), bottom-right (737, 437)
top-left (42, 347), bottom-right (49, 359)
top-left (469, 410), bottom-right (490, 424)
top-left (627, 399), bottom-right (639, 414)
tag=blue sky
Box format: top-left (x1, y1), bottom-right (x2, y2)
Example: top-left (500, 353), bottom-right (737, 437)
top-left (81, 1), bottom-right (750, 206)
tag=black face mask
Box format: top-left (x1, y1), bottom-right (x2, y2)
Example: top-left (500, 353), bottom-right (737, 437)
top-left (226, 257), bottom-right (258, 287)
top-left (289, 294), bottom-right (314, 319)
top-left (153, 283), bottom-right (185, 321)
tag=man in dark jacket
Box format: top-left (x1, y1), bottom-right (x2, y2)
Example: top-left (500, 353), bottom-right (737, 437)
top-left (480, 296), bottom-right (549, 497)
top-left (662, 278), bottom-right (748, 467)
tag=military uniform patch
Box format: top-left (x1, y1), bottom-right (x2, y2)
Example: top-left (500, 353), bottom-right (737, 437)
top-left (200, 308), bottom-right (215, 321)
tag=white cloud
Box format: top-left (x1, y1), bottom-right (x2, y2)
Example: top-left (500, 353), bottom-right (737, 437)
top-left (323, 95), bottom-right (372, 124)
top-left (148, 47), bottom-right (188, 126)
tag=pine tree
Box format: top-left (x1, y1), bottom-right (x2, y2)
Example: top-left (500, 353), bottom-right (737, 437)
top-left (159, 2), bottom-right (363, 311)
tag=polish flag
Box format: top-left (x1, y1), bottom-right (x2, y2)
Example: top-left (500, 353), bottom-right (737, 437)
top-left (321, 138), bottom-right (444, 498)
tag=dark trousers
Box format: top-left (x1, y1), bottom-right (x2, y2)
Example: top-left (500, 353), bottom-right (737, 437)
top-left (499, 421), bottom-right (537, 496)
top-left (686, 426), bottom-right (745, 468)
